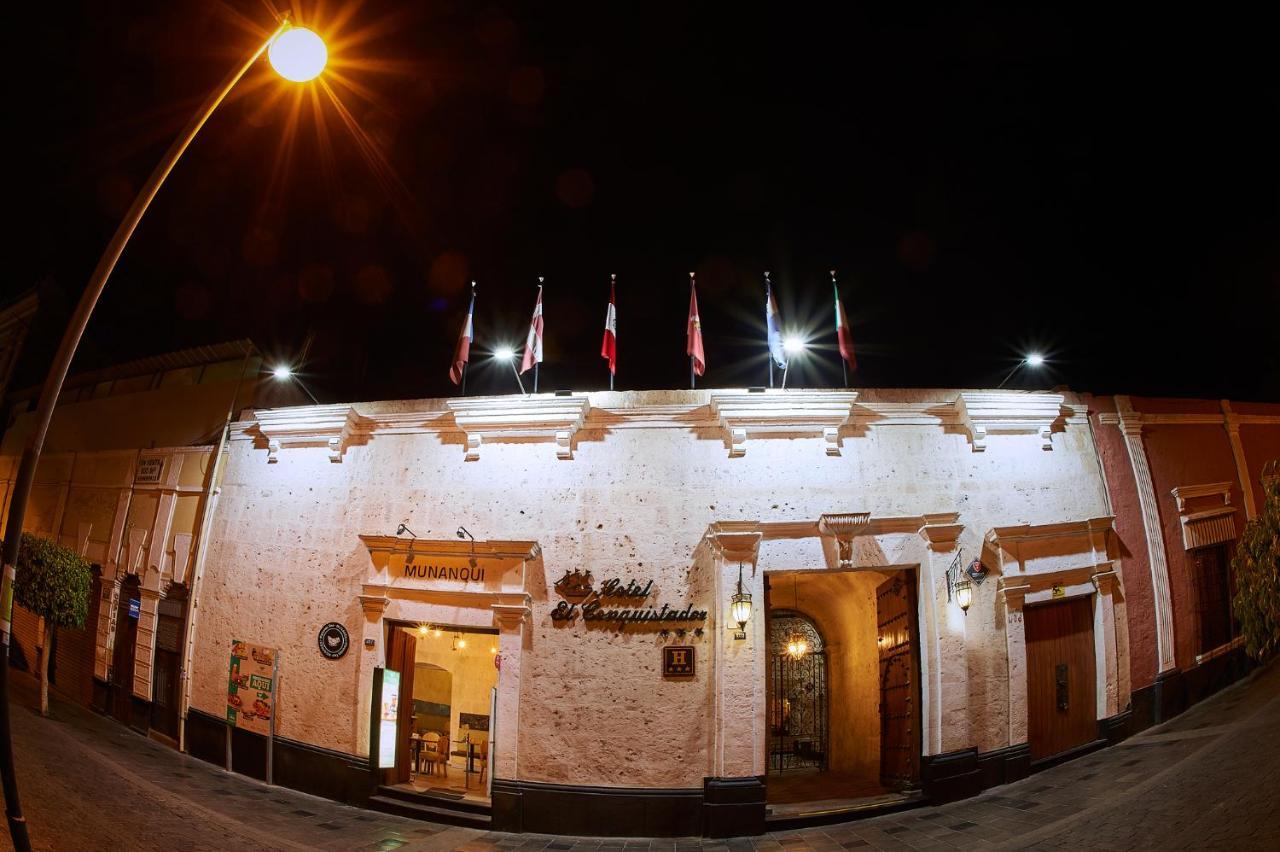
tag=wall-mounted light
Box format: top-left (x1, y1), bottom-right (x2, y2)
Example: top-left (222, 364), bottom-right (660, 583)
top-left (955, 578), bottom-right (973, 615)
top-left (730, 564), bottom-right (752, 641)
top-left (457, 526), bottom-right (478, 568)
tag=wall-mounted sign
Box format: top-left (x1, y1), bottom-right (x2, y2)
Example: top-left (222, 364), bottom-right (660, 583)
top-left (226, 641), bottom-right (276, 736)
top-left (550, 570), bottom-right (708, 631)
top-left (317, 622), bottom-right (350, 659)
top-left (663, 646), bottom-right (696, 677)
top-left (402, 554), bottom-right (485, 583)
top-left (966, 559), bottom-right (989, 585)
top-left (135, 457), bottom-right (165, 484)
top-left (1052, 584), bottom-right (1066, 599)
top-left (377, 668), bottom-right (400, 769)
top-left (127, 598), bottom-right (140, 619)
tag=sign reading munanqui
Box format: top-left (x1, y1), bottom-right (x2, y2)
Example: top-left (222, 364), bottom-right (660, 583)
top-left (550, 571), bottom-right (708, 631)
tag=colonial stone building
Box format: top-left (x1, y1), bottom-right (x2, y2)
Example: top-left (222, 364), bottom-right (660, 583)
top-left (181, 387), bottom-right (1153, 836)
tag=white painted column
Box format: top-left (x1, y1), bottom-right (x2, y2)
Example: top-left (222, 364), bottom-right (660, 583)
top-left (1000, 584), bottom-right (1030, 746)
top-left (1115, 398), bottom-right (1177, 674)
top-left (491, 604), bottom-right (529, 780)
top-left (355, 595), bottom-right (388, 757)
top-left (1092, 571), bottom-right (1120, 717)
top-left (1221, 401), bottom-right (1257, 521)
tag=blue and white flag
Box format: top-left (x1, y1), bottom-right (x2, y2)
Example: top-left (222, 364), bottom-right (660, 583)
top-left (766, 277), bottom-right (788, 370)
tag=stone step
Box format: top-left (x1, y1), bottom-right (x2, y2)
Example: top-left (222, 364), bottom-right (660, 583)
top-left (375, 784), bottom-right (491, 814)
top-left (366, 794), bottom-right (492, 829)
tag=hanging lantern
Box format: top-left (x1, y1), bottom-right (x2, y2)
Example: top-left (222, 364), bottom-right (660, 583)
top-left (730, 564), bottom-right (752, 641)
top-left (784, 575), bottom-right (809, 659)
top-left (955, 578), bottom-right (973, 614)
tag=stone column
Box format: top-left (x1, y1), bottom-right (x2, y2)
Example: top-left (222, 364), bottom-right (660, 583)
top-left (355, 594), bottom-right (388, 757)
top-left (1115, 397), bottom-right (1176, 674)
top-left (491, 603), bottom-right (530, 780)
top-left (1000, 583), bottom-right (1030, 746)
top-left (96, 488), bottom-right (133, 681)
top-left (132, 586), bottom-right (161, 700)
top-left (1092, 570), bottom-right (1120, 718)
top-left (919, 516), bottom-right (965, 756)
top-left (1221, 401), bottom-right (1257, 521)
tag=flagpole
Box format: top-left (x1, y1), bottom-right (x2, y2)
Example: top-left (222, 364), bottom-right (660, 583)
top-left (533, 363), bottom-right (539, 395)
top-left (460, 362), bottom-right (468, 396)
top-left (690, 356), bottom-right (695, 390)
top-left (765, 271), bottom-right (774, 389)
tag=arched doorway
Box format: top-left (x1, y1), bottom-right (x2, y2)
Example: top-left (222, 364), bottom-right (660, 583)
top-left (768, 610), bottom-right (828, 773)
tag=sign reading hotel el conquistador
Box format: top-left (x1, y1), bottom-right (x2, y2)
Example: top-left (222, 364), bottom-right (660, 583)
top-left (551, 570), bottom-right (708, 630)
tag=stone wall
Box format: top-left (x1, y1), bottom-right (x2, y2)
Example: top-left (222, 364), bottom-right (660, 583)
top-left (188, 388), bottom-right (1112, 789)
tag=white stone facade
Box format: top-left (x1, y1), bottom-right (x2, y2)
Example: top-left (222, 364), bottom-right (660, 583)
top-left (188, 387), bottom-right (1120, 791)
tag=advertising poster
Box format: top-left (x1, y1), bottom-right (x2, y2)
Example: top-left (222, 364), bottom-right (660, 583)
top-left (378, 669), bottom-right (400, 769)
top-left (227, 640), bottom-right (276, 735)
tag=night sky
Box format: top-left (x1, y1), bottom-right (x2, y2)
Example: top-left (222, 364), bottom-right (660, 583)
top-left (9, 2), bottom-right (1279, 402)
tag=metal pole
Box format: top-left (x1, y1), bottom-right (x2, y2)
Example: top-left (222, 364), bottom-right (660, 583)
top-left (769, 359), bottom-right (774, 389)
top-left (996, 359), bottom-right (1027, 389)
top-left (609, 371), bottom-right (613, 391)
top-left (690, 356), bottom-right (695, 390)
top-left (0, 24), bottom-right (285, 851)
top-left (510, 363), bottom-right (527, 395)
top-left (533, 363), bottom-right (539, 395)
top-left (841, 359), bottom-right (848, 389)
top-left (781, 363), bottom-right (790, 390)
top-left (460, 361), bottom-right (468, 397)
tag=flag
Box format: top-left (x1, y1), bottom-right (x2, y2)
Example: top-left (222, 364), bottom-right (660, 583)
top-left (448, 286), bottom-right (475, 385)
top-left (687, 274), bottom-right (706, 376)
top-left (601, 275), bottom-right (617, 376)
top-left (520, 282), bottom-right (544, 374)
top-left (766, 275), bottom-right (787, 370)
top-left (833, 273), bottom-right (856, 369)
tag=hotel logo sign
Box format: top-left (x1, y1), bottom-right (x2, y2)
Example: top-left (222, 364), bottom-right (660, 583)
top-left (663, 645), bottom-right (695, 677)
top-left (551, 569), bottom-right (708, 631)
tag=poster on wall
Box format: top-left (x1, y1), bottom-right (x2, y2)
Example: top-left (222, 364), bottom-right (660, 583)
top-left (378, 668), bottom-right (401, 769)
top-left (226, 640), bottom-right (277, 736)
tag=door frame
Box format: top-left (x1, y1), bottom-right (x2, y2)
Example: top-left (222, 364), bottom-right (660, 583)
top-left (1022, 595), bottom-right (1098, 761)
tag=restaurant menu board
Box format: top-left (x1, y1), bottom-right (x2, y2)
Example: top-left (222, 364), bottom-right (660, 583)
top-left (227, 640), bottom-right (276, 735)
top-left (377, 669), bottom-right (400, 769)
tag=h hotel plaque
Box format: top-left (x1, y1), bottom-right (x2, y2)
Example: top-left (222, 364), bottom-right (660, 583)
top-left (663, 645), bottom-right (695, 677)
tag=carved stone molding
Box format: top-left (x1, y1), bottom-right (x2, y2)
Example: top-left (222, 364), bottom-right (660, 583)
top-left (253, 404), bottom-right (362, 463)
top-left (1170, 482), bottom-right (1236, 550)
top-left (985, 516), bottom-right (1114, 577)
top-left (446, 395), bottom-right (590, 461)
top-left (707, 390), bottom-right (858, 457)
top-left (957, 392), bottom-right (1067, 452)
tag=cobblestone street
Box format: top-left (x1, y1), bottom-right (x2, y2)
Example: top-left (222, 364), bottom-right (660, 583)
top-left (3, 661), bottom-right (1278, 851)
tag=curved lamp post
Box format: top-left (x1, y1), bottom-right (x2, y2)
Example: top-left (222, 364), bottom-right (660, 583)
top-left (0, 18), bottom-right (327, 850)
top-left (996, 352), bottom-right (1046, 389)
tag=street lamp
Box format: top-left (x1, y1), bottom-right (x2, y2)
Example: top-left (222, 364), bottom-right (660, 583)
top-left (996, 352), bottom-right (1047, 389)
top-left (270, 365), bottom-right (320, 404)
top-left (493, 347), bottom-right (527, 395)
top-left (780, 336), bottom-right (806, 390)
top-left (0, 16), bottom-right (327, 850)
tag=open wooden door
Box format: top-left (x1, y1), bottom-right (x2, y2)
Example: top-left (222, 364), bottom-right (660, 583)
top-left (1026, 598), bottom-right (1096, 761)
top-left (384, 626), bottom-right (417, 784)
top-left (876, 573), bottom-right (920, 788)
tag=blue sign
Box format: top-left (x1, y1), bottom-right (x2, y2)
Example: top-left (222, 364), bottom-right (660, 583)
top-left (128, 598), bottom-right (140, 619)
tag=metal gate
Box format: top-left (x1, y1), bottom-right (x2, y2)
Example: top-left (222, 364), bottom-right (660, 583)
top-left (768, 611), bottom-right (828, 773)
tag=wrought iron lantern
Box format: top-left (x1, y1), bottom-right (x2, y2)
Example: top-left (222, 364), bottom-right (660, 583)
top-left (730, 564), bottom-right (752, 640)
top-left (784, 575), bottom-right (809, 660)
top-left (955, 578), bottom-right (973, 614)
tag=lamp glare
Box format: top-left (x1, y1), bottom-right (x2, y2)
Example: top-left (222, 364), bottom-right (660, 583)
top-left (1026, 353), bottom-right (1045, 367)
top-left (783, 336), bottom-right (806, 355)
top-left (494, 346), bottom-right (516, 361)
top-left (268, 27), bottom-right (328, 83)
top-left (272, 366), bottom-right (292, 380)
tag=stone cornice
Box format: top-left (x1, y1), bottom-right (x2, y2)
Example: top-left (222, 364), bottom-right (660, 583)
top-left (251, 404), bottom-right (363, 463)
top-left (708, 390), bottom-right (858, 457)
top-left (956, 391), bottom-right (1067, 452)
top-left (358, 535), bottom-right (541, 561)
top-left (446, 395), bottom-right (591, 461)
top-left (1170, 482), bottom-right (1233, 513)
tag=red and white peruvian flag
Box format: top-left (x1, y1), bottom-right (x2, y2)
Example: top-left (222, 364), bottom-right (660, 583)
top-left (687, 274), bottom-right (706, 377)
top-left (520, 282), bottom-right (544, 375)
top-left (448, 287), bottom-right (476, 385)
top-left (601, 275), bottom-right (617, 376)
top-left (833, 272), bottom-right (856, 369)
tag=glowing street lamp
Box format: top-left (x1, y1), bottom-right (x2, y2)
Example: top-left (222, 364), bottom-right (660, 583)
top-left (0, 20), bottom-right (328, 847)
top-left (997, 352), bottom-right (1047, 389)
top-left (493, 347), bottom-right (527, 395)
top-left (270, 364), bottom-right (319, 404)
top-left (780, 336), bottom-right (806, 390)
top-left (268, 27), bottom-right (328, 82)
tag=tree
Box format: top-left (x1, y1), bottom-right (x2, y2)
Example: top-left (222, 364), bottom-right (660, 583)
top-left (1233, 478), bottom-right (1280, 662)
top-left (13, 533), bottom-right (92, 716)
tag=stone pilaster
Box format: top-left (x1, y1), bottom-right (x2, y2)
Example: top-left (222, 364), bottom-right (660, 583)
top-left (999, 583), bottom-right (1030, 746)
top-left (1115, 397), bottom-right (1176, 674)
top-left (1221, 400), bottom-right (1257, 520)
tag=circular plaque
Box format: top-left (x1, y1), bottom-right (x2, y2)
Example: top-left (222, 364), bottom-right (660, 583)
top-left (318, 622), bottom-right (350, 660)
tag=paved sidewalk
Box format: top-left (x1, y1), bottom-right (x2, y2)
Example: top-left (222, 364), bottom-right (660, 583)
top-left (4, 661), bottom-right (1279, 851)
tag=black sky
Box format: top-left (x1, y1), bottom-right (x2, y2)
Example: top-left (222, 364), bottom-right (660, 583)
top-left (9, 2), bottom-right (1279, 402)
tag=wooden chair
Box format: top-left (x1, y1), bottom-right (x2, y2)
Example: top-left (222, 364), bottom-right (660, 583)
top-left (420, 731), bottom-right (448, 777)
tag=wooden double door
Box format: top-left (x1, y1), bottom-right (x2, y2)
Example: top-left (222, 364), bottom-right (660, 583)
top-left (1026, 598), bottom-right (1097, 761)
top-left (876, 573), bottom-right (920, 788)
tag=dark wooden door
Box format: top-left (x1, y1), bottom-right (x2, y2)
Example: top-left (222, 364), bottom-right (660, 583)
top-left (150, 592), bottom-right (187, 742)
top-left (111, 580), bottom-right (140, 726)
top-left (1026, 598), bottom-right (1096, 761)
top-left (384, 626), bottom-right (417, 784)
top-left (876, 573), bottom-right (920, 788)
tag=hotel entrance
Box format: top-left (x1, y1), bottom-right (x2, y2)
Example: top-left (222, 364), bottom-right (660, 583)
top-left (380, 620), bottom-right (498, 808)
top-left (764, 568), bottom-right (922, 822)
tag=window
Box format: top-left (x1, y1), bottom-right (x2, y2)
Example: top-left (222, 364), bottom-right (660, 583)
top-left (1191, 544), bottom-right (1234, 655)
